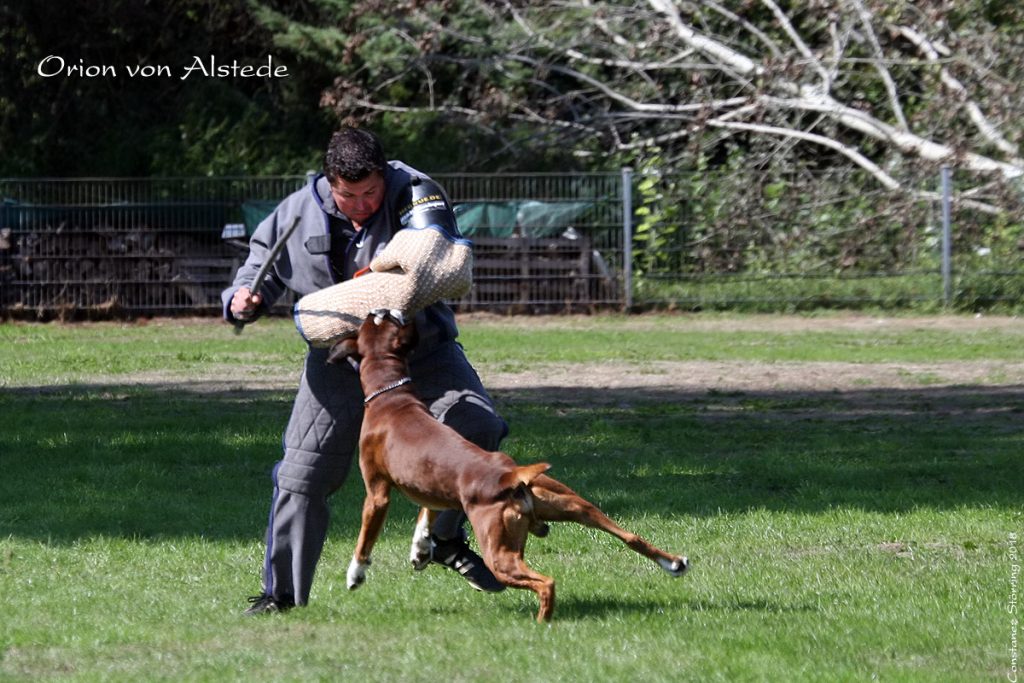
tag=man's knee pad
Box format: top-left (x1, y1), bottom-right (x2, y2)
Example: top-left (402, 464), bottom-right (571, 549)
top-left (437, 392), bottom-right (509, 451)
top-left (274, 447), bottom-right (354, 498)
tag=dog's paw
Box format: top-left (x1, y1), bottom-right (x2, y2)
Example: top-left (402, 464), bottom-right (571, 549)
top-left (347, 557), bottom-right (370, 590)
top-left (659, 556), bottom-right (688, 578)
top-left (410, 545), bottom-right (431, 571)
top-left (408, 530), bottom-right (431, 570)
top-left (409, 516), bottom-right (432, 571)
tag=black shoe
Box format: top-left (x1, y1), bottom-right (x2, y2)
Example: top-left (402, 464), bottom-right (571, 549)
top-left (243, 593), bottom-right (294, 616)
top-left (430, 534), bottom-right (506, 593)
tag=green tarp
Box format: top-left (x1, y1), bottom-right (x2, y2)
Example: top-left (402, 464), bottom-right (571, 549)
top-left (453, 200), bottom-right (594, 238)
top-left (235, 199), bottom-right (595, 238)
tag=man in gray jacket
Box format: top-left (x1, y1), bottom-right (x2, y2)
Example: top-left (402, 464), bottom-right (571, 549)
top-left (224, 127), bottom-right (508, 614)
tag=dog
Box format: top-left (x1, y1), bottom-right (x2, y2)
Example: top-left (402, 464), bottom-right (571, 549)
top-left (328, 310), bottom-right (688, 622)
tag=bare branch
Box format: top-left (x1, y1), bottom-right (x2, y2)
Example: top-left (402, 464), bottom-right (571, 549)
top-left (507, 54), bottom-right (748, 115)
top-left (647, 0), bottom-right (765, 86)
top-left (703, 0), bottom-right (784, 61)
top-left (765, 93), bottom-right (1023, 179)
top-left (645, 3), bottom-right (1021, 179)
top-left (332, 0), bottom-right (1024, 205)
top-left (897, 24), bottom-right (1022, 162)
top-left (709, 113), bottom-right (1004, 213)
top-left (503, 1), bottom-right (696, 74)
top-left (847, 0), bottom-right (909, 130)
top-left (761, 0), bottom-right (831, 87)
top-left (706, 116), bottom-right (902, 190)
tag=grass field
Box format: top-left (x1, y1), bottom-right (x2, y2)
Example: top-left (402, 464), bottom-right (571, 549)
top-left (1, 314), bottom-right (1022, 681)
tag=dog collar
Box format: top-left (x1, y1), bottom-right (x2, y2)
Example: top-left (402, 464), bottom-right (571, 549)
top-left (363, 377), bottom-right (412, 404)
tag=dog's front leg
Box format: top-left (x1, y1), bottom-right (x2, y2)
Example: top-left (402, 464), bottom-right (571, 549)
top-left (348, 477), bottom-right (392, 590)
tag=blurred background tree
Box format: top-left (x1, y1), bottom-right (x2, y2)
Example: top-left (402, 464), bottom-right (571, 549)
top-left (0, 0), bottom-right (332, 175)
top-left (2, 0), bottom-right (1023, 192)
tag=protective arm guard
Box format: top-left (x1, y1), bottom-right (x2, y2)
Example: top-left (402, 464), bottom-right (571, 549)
top-left (398, 175), bottom-right (461, 236)
top-left (293, 224), bottom-right (473, 347)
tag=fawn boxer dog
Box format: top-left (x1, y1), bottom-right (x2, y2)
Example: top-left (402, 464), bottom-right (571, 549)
top-left (328, 310), bottom-right (688, 622)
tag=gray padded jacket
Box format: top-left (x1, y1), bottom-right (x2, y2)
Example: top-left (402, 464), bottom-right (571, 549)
top-left (221, 162), bottom-right (462, 353)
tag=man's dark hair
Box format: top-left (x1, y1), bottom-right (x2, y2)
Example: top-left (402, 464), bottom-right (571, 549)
top-left (324, 127), bottom-right (387, 183)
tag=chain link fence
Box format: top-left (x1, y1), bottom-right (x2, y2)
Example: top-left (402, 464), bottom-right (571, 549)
top-left (0, 176), bottom-right (309, 317)
top-left (0, 173), bottom-right (626, 317)
top-left (628, 165), bottom-right (1024, 311)
top-left (435, 172), bottom-right (625, 311)
top-left (1, 169), bottom-right (1021, 318)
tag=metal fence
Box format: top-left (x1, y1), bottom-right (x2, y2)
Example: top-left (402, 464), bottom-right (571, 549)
top-left (0, 173), bottom-right (627, 317)
top-left (627, 165), bottom-right (1024, 311)
top-left (435, 172), bottom-right (625, 311)
top-left (2, 169), bottom-right (1021, 318)
top-left (0, 176), bottom-right (310, 316)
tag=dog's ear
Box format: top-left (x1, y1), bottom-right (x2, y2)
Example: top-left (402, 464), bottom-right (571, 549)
top-left (499, 462), bottom-right (551, 493)
top-left (326, 336), bottom-right (361, 365)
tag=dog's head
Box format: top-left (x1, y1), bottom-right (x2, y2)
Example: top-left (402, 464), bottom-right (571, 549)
top-left (327, 309), bottom-right (418, 366)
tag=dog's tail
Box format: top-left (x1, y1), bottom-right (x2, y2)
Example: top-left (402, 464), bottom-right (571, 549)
top-left (499, 462), bottom-right (550, 493)
top-left (499, 462), bottom-right (552, 539)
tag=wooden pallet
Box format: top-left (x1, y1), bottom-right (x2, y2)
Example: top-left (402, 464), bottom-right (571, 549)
top-left (460, 235), bottom-right (616, 311)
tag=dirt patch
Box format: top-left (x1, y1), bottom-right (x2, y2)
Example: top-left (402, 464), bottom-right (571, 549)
top-left (478, 360), bottom-right (1024, 423)
top-left (478, 359), bottom-right (1024, 394)
top-left (70, 356), bottom-right (1024, 399)
top-left (456, 311), bottom-right (1024, 334)
top-left (48, 357), bottom-right (1022, 426)
top-left (460, 313), bottom-right (1024, 416)
top-left (22, 315), bottom-right (1023, 418)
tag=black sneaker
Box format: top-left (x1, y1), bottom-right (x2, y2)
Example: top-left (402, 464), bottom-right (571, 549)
top-left (243, 594), bottom-right (294, 616)
top-left (430, 534), bottom-right (506, 593)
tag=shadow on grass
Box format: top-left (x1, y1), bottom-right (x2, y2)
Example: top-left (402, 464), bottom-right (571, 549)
top-left (502, 593), bottom-right (818, 622)
top-left (1, 381), bottom-right (1021, 544)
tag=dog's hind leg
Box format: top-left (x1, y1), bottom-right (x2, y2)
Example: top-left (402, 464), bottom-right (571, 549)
top-left (348, 477), bottom-right (392, 590)
top-left (530, 475), bottom-right (688, 578)
top-left (409, 507), bottom-right (436, 570)
top-left (474, 528), bottom-right (556, 623)
top-left (469, 506), bottom-right (556, 622)
top-left (490, 553), bottom-right (556, 623)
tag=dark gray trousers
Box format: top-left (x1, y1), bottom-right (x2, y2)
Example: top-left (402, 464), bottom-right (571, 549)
top-left (260, 340), bottom-right (507, 605)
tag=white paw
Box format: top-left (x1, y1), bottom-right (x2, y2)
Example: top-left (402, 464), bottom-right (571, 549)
top-left (409, 517), bottom-right (432, 571)
top-left (347, 557), bottom-right (370, 590)
top-left (659, 556), bottom-right (688, 577)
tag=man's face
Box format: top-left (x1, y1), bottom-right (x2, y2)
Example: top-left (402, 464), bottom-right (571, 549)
top-left (330, 172), bottom-right (385, 227)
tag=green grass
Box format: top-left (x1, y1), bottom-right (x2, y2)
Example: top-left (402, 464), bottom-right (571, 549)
top-left (4, 314), bottom-right (1024, 386)
top-left (1, 315), bottom-right (1021, 681)
top-left (457, 317), bottom-right (1024, 366)
top-left (0, 320), bottom-right (307, 385)
top-left (3, 314), bottom-right (1024, 385)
